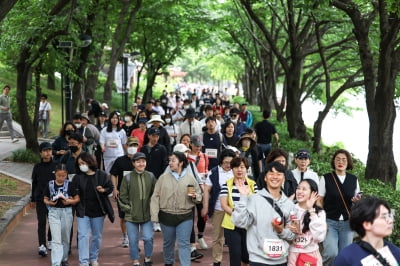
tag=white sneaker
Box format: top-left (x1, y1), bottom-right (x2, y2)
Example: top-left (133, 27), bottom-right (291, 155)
top-left (90, 261), bottom-right (99, 266)
top-left (153, 222), bottom-right (161, 232)
top-left (38, 244), bottom-right (48, 257)
top-left (121, 237), bottom-right (129, 248)
top-left (197, 237), bottom-right (208, 249)
top-left (47, 241), bottom-right (52, 251)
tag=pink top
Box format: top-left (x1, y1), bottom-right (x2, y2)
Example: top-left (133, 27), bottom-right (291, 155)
top-left (289, 204), bottom-right (327, 253)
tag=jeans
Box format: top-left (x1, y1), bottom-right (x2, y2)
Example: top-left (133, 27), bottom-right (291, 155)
top-left (161, 218), bottom-right (193, 265)
top-left (224, 227), bottom-right (249, 266)
top-left (77, 216), bottom-right (105, 265)
top-left (126, 220), bottom-right (154, 260)
top-left (48, 207), bottom-right (73, 266)
top-left (38, 119), bottom-right (49, 138)
top-left (36, 200), bottom-right (51, 246)
top-left (0, 112), bottom-right (16, 139)
top-left (322, 219), bottom-right (354, 266)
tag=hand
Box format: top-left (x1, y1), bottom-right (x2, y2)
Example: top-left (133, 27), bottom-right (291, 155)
top-left (351, 194), bottom-right (362, 202)
top-left (201, 207), bottom-right (208, 218)
top-left (271, 219), bottom-right (284, 234)
top-left (61, 198), bottom-right (70, 205)
top-left (288, 220), bottom-right (301, 234)
top-left (306, 191), bottom-right (319, 210)
top-left (113, 189), bottom-right (119, 201)
top-left (236, 179), bottom-right (250, 196)
top-left (96, 186), bottom-right (105, 193)
top-left (188, 191), bottom-right (196, 199)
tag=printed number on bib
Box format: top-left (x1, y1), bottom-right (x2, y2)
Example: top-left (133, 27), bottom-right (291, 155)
top-left (293, 233), bottom-right (312, 248)
top-left (263, 239), bottom-right (287, 258)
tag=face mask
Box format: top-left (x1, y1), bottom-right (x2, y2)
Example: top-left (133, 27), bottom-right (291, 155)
top-left (127, 147), bottom-right (137, 155)
top-left (165, 118), bottom-right (171, 123)
top-left (69, 146), bottom-right (79, 153)
top-left (79, 164), bottom-right (89, 173)
top-left (65, 130), bottom-right (74, 136)
top-left (88, 103), bottom-right (92, 107)
top-left (74, 123), bottom-right (82, 129)
top-left (184, 105), bottom-right (189, 110)
top-left (231, 119), bottom-right (238, 123)
top-left (124, 117), bottom-right (131, 122)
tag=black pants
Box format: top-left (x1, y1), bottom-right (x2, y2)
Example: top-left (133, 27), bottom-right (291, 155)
top-left (35, 200), bottom-right (51, 246)
top-left (224, 227), bottom-right (249, 266)
top-left (190, 203), bottom-right (206, 243)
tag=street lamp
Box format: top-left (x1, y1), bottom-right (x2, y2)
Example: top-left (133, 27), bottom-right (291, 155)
top-left (59, 34), bottom-right (92, 124)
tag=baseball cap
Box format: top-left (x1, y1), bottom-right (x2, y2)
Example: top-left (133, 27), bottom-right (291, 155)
top-left (39, 142), bottom-right (52, 152)
top-left (296, 149), bottom-right (310, 159)
top-left (148, 127), bottom-right (160, 135)
top-left (190, 135), bottom-right (204, 146)
top-left (127, 136), bottom-right (139, 146)
top-left (173, 143), bottom-right (190, 153)
top-left (132, 152), bottom-right (146, 161)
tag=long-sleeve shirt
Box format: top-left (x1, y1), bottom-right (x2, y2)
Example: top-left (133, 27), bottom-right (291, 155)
top-left (289, 205), bottom-right (327, 253)
top-left (31, 160), bottom-right (57, 202)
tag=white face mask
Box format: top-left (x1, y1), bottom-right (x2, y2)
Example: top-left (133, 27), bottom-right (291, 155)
top-left (74, 123), bottom-right (82, 129)
top-left (184, 105), bottom-right (189, 110)
top-left (124, 117), bottom-right (131, 122)
top-left (231, 119), bottom-right (237, 123)
top-left (165, 118), bottom-right (171, 123)
top-left (127, 147), bottom-right (137, 155)
top-left (79, 164), bottom-right (89, 173)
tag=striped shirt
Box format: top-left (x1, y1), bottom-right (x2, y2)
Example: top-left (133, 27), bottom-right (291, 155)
top-left (220, 181), bottom-right (258, 202)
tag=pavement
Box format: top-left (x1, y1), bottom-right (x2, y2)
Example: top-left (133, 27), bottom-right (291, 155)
top-left (0, 136), bottom-right (229, 265)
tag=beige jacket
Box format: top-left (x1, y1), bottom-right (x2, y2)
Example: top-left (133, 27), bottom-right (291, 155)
top-left (150, 168), bottom-right (202, 222)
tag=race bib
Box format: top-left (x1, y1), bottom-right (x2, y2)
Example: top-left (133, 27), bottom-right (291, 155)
top-left (293, 233), bottom-right (312, 248)
top-left (361, 246), bottom-right (398, 266)
top-left (205, 148), bottom-right (218, 158)
top-left (263, 239), bottom-right (287, 258)
top-left (107, 139), bottom-right (118, 148)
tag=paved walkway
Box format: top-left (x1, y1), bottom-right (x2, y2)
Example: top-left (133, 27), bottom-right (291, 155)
top-left (0, 137), bottom-right (230, 265)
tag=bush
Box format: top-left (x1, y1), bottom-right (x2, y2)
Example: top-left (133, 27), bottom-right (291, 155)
top-left (11, 149), bottom-right (40, 163)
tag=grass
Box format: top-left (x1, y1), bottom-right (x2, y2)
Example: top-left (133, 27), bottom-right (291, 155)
top-left (0, 173), bottom-right (31, 218)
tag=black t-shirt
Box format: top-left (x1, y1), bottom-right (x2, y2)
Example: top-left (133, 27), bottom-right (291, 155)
top-left (254, 119), bottom-right (277, 144)
top-left (85, 175), bottom-right (104, 217)
top-left (44, 180), bottom-right (78, 208)
top-left (109, 155), bottom-right (134, 190)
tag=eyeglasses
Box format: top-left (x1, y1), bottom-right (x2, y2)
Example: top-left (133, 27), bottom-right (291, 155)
top-left (222, 160), bottom-right (231, 165)
top-left (379, 213), bottom-right (394, 223)
top-left (230, 114), bottom-right (238, 117)
top-left (335, 157), bottom-right (347, 162)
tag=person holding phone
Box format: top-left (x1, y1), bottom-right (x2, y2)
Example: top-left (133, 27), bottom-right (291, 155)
top-left (318, 149), bottom-right (362, 266)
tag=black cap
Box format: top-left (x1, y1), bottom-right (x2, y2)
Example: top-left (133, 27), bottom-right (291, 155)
top-left (185, 108), bottom-right (196, 118)
top-left (39, 142), bottom-right (52, 152)
top-left (148, 127), bottom-right (160, 135)
top-left (132, 152), bottom-right (146, 161)
top-left (296, 149), bottom-right (310, 159)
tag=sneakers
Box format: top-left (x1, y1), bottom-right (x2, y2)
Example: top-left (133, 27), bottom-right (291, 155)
top-left (153, 222), bottom-right (161, 232)
top-left (12, 138), bottom-right (19, 143)
top-left (213, 263), bottom-right (221, 266)
top-left (121, 237), bottom-right (129, 248)
top-left (197, 237), bottom-right (208, 249)
top-left (61, 261), bottom-right (69, 266)
top-left (38, 244), bottom-right (47, 257)
top-left (47, 241), bottom-right (52, 251)
top-left (144, 260), bottom-right (153, 266)
top-left (90, 261), bottom-right (99, 266)
top-left (190, 249), bottom-right (203, 261)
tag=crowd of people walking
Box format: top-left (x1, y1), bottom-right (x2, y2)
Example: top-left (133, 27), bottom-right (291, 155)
top-left (29, 87), bottom-right (400, 266)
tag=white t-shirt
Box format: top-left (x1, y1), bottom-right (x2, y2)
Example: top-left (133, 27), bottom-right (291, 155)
top-left (39, 101), bottom-right (51, 120)
top-left (291, 168), bottom-right (320, 185)
top-left (205, 166), bottom-right (233, 211)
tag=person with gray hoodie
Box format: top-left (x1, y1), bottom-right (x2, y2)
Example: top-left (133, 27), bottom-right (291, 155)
top-left (232, 161), bottom-right (296, 266)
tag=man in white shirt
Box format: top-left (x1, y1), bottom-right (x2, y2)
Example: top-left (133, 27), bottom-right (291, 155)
top-left (38, 94), bottom-right (51, 138)
top-left (178, 108), bottom-right (202, 140)
top-left (291, 149), bottom-right (320, 185)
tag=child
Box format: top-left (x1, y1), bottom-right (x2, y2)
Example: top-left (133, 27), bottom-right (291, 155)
top-left (287, 179), bottom-right (327, 266)
top-left (43, 164), bottom-right (79, 266)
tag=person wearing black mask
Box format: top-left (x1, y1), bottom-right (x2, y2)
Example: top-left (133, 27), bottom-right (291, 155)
top-left (52, 122), bottom-right (77, 163)
top-left (59, 133), bottom-right (84, 175)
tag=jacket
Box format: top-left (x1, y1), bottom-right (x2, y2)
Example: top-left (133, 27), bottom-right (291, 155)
top-left (118, 170), bottom-right (156, 223)
top-left (232, 188), bottom-right (296, 265)
top-left (72, 170), bottom-right (115, 222)
top-left (150, 168), bottom-right (202, 222)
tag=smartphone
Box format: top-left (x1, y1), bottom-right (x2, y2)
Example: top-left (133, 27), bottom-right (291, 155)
top-left (355, 191), bottom-right (363, 197)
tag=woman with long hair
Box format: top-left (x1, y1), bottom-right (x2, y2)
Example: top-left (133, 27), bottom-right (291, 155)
top-left (99, 111), bottom-right (127, 174)
top-left (287, 179), bottom-right (327, 266)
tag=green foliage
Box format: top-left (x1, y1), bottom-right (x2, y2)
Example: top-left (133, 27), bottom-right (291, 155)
top-left (0, 178), bottom-right (17, 192)
top-left (9, 87), bottom-right (36, 123)
top-left (11, 149), bottom-right (40, 163)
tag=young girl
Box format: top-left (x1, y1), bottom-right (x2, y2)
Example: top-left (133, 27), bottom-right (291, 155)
top-left (43, 164), bottom-right (79, 266)
top-left (287, 179), bottom-right (327, 266)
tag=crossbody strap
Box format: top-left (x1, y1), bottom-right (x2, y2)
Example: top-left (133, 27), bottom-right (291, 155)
top-left (331, 173), bottom-right (351, 217)
top-left (261, 195), bottom-right (285, 224)
top-left (358, 240), bottom-right (391, 266)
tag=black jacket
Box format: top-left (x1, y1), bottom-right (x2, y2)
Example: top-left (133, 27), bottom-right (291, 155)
top-left (31, 160), bottom-right (57, 202)
top-left (72, 170), bottom-right (115, 222)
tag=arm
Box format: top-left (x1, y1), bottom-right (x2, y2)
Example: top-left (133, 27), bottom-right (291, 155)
top-left (30, 166), bottom-right (38, 207)
top-left (309, 210), bottom-right (327, 243)
top-left (220, 196), bottom-right (232, 215)
top-left (231, 195), bottom-right (255, 228)
top-left (117, 175), bottom-right (131, 213)
top-left (201, 184), bottom-right (212, 217)
top-left (110, 174), bottom-right (119, 200)
top-left (150, 178), bottom-right (162, 222)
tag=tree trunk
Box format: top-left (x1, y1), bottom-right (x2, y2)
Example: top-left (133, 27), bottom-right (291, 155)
top-left (72, 44), bottom-right (91, 114)
top-left (47, 71), bottom-right (56, 91)
top-left (16, 56), bottom-right (39, 152)
top-left (143, 70), bottom-right (157, 103)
